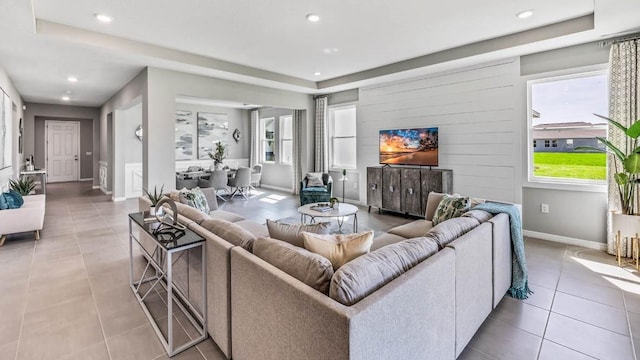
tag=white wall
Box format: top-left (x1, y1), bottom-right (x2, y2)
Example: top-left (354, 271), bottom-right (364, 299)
top-left (0, 65), bottom-right (24, 191)
top-left (259, 107), bottom-right (293, 191)
top-left (357, 58), bottom-right (522, 204)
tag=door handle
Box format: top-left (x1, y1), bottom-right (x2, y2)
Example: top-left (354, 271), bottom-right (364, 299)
top-left (74, 155), bottom-right (78, 161)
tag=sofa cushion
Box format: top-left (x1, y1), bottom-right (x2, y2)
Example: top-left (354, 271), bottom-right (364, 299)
top-left (253, 237), bottom-right (334, 294)
top-left (388, 219), bottom-right (433, 239)
top-left (371, 233), bottom-right (407, 251)
top-left (428, 217), bottom-right (480, 249)
top-left (236, 220), bottom-right (269, 238)
top-left (330, 236), bottom-right (440, 306)
top-left (302, 231), bottom-right (374, 270)
top-left (173, 201), bottom-right (211, 225)
top-left (306, 172), bottom-right (325, 187)
top-left (266, 219), bottom-right (330, 248)
top-left (0, 190), bottom-right (24, 210)
top-left (432, 194), bottom-right (470, 225)
top-left (424, 192), bottom-right (445, 221)
top-left (201, 219), bottom-right (256, 251)
top-left (209, 210), bottom-right (245, 223)
top-left (462, 209), bottom-right (493, 223)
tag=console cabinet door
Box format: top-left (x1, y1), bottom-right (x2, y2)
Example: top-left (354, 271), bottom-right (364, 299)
top-left (401, 168), bottom-right (422, 216)
top-left (382, 168), bottom-right (401, 212)
top-left (421, 169), bottom-right (454, 206)
top-left (367, 167), bottom-right (383, 209)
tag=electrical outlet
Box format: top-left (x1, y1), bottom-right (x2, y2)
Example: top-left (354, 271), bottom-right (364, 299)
top-left (541, 204), bottom-right (549, 213)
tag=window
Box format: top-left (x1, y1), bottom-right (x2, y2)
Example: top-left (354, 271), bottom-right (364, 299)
top-left (329, 105), bottom-right (357, 169)
top-left (528, 71), bottom-right (608, 185)
top-left (261, 117), bottom-right (275, 162)
top-left (533, 140), bottom-right (537, 148)
top-left (280, 115), bottom-right (293, 164)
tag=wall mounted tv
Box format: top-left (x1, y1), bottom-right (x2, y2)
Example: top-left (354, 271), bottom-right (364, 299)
top-left (379, 127), bottom-right (438, 166)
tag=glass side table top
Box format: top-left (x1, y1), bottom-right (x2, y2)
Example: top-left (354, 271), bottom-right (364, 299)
top-left (129, 212), bottom-right (204, 250)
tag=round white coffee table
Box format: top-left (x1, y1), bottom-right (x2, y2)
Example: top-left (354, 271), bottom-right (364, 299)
top-left (298, 203), bottom-right (359, 233)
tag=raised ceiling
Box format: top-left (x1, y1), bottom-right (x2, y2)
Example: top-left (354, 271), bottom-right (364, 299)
top-left (0, 0), bottom-right (638, 107)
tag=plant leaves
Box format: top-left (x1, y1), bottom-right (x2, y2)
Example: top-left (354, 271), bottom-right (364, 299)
top-left (615, 173), bottom-right (629, 186)
top-left (625, 154), bottom-right (640, 173)
top-left (594, 113), bottom-right (628, 134)
top-left (628, 121), bottom-right (640, 139)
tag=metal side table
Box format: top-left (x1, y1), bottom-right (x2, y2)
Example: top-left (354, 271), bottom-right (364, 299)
top-left (128, 212), bottom-right (207, 357)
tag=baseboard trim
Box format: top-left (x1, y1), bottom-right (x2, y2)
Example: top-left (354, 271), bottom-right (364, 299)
top-left (100, 187), bottom-right (112, 195)
top-left (92, 185), bottom-right (100, 189)
top-left (112, 197), bottom-right (126, 202)
top-left (260, 184), bottom-right (294, 193)
top-left (79, 178), bottom-right (93, 182)
top-left (523, 230), bottom-right (607, 251)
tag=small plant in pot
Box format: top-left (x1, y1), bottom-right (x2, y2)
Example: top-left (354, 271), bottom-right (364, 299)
top-left (143, 185), bottom-right (165, 215)
top-left (330, 197), bottom-right (340, 209)
top-left (208, 142), bottom-right (227, 170)
top-left (9, 177), bottom-right (36, 196)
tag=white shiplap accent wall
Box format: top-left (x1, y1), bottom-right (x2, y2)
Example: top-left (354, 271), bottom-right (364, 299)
top-left (357, 58), bottom-right (521, 203)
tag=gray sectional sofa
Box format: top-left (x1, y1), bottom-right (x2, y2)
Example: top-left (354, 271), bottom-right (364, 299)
top-left (138, 190), bottom-right (515, 360)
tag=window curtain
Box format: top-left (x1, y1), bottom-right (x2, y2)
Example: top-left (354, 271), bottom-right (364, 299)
top-left (314, 96), bottom-right (329, 172)
top-left (292, 109), bottom-right (304, 194)
top-left (608, 39), bottom-right (639, 256)
top-left (249, 109), bottom-right (260, 167)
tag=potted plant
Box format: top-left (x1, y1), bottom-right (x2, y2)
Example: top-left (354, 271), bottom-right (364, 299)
top-left (9, 177), bottom-right (36, 196)
top-left (143, 185), bottom-right (165, 215)
top-left (208, 142), bottom-right (227, 170)
top-left (330, 197), bottom-right (340, 209)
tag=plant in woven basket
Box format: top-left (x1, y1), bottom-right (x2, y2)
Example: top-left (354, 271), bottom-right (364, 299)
top-left (9, 177), bottom-right (36, 196)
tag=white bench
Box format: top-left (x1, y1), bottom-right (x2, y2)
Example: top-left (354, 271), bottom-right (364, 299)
top-left (0, 194), bottom-right (46, 246)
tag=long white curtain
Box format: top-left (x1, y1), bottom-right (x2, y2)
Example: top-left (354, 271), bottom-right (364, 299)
top-left (249, 109), bottom-right (260, 167)
top-left (608, 39), bottom-right (639, 255)
top-left (314, 96), bottom-right (329, 172)
top-left (292, 110), bottom-right (304, 194)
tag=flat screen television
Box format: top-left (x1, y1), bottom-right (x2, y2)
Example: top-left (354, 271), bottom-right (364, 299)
top-left (379, 127), bottom-right (438, 166)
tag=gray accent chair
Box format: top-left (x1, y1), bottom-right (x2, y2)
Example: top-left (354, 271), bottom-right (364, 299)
top-left (250, 164), bottom-right (263, 192)
top-left (176, 174), bottom-right (198, 190)
top-left (228, 167), bottom-right (251, 200)
top-left (211, 169), bottom-right (230, 202)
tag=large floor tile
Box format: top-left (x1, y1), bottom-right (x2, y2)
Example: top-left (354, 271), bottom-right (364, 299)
top-left (488, 296), bottom-right (549, 337)
top-left (106, 323), bottom-right (166, 360)
top-left (552, 291), bottom-right (629, 335)
top-left (522, 283), bottom-right (555, 310)
top-left (457, 346), bottom-right (497, 360)
top-left (556, 274), bottom-right (625, 309)
top-left (468, 317), bottom-right (542, 360)
top-left (538, 340), bottom-right (597, 360)
top-left (545, 313), bottom-right (633, 360)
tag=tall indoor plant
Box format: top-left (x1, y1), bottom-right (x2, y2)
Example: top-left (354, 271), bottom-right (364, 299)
top-left (578, 114), bottom-right (640, 215)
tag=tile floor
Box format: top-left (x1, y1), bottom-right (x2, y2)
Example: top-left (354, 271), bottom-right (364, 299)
top-left (1, 182), bottom-right (639, 359)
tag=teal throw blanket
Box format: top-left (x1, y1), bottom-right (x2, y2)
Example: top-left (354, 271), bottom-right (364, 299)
top-left (474, 202), bottom-right (533, 300)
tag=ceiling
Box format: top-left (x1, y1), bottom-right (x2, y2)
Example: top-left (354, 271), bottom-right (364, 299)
top-left (0, 0), bottom-right (638, 107)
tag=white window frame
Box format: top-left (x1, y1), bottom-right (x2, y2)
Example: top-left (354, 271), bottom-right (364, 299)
top-left (260, 117), bottom-right (275, 163)
top-left (525, 68), bottom-right (608, 192)
top-left (280, 115), bottom-right (293, 164)
top-left (328, 104), bottom-right (357, 170)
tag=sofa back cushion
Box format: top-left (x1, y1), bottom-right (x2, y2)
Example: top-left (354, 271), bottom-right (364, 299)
top-left (173, 202), bottom-right (211, 224)
top-left (201, 218), bottom-right (256, 251)
top-left (424, 192), bottom-right (445, 221)
top-left (461, 209), bottom-right (493, 223)
top-left (330, 236), bottom-right (440, 306)
top-left (303, 230), bottom-right (374, 270)
top-left (427, 217), bottom-right (480, 249)
top-left (253, 237), bottom-right (334, 294)
top-left (266, 219), bottom-right (330, 248)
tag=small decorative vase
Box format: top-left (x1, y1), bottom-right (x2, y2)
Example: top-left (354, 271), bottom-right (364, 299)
top-left (149, 206), bottom-right (156, 216)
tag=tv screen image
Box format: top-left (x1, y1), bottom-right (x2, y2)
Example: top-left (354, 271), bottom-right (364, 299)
top-left (379, 127), bottom-right (438, 166)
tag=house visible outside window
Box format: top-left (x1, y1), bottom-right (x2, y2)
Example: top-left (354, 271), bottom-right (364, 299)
top-left (528, 70), bottom-right (608, 185)
top-left (280, 115), bottom-right (293, 164)
top-left (261, 117), bottom-right (275, 162)
top-left (328, 105), bottom-right (357, 169)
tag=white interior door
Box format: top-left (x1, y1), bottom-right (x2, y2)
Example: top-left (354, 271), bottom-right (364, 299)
top-left (46, 121), bottom-right (79, 183)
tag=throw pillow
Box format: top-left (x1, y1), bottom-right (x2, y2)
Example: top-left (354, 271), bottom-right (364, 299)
top-left (1, 190), bottom-right (24, 210)
top-left (302, 230), bottom-right (374, 270)
top-left (253, 237), bottom-right (334, 294)
top-left (431, 194), bottom-right (470, 226)
top-left (266, 219), bottom-right (331, 248)
top-left (180, 187), bottom-right (210, 214)
top-left (306, 172), bottom-right (325, 187)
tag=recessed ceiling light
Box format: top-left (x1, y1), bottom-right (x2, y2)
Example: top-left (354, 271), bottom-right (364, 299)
top-left (516, 10), bottom-right (534, 19)
top-left (314, 72), bottom-right (321, 76)
top-left (67, 76), bottom-right (78, 83)
top-left (95, 13), bottom-right (113, 23)
top-left (62, 95), bottom-right (70, 101)
top-left (306, 13), bottom-right (320, 22)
